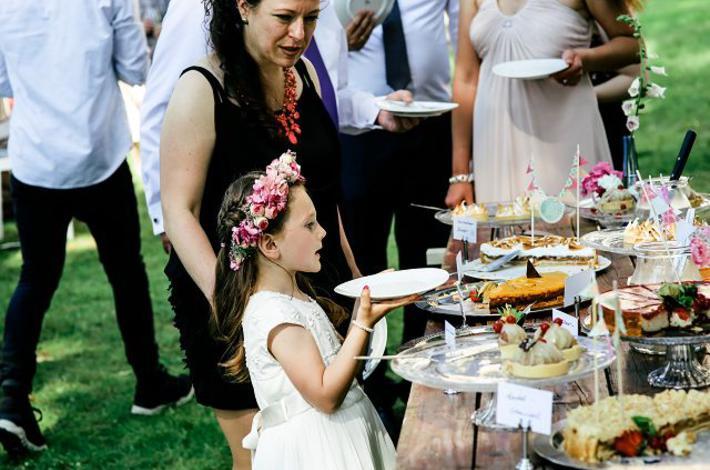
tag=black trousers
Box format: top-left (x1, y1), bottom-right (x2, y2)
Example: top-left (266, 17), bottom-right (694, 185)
top-left (1, 162), bottom-right (159, 395)
top-left (340, 113), bottom-right (452, 344)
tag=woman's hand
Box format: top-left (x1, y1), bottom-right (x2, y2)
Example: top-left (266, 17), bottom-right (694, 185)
top-left (445, 182), bottom-right (474, 208)
top-left (356, 286), bottom-right (419, 328)
top-left (346, 10), bottom-right (376, 51)
top-left (552, 49), bottom-right (586, 86)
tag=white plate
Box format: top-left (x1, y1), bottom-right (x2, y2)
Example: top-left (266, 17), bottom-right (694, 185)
top-left (363, 318), bottom-right (388, 380)
top-left (492, 58), bottom-right (569, 80)
top-left (334, 268), bottom-right (450, 300)
top-left (334, 0), bottom-right (395, 28)
top-left (375, 100), bottom-right (459, 117)
top-left (463, 256), bottom-right (611, 281)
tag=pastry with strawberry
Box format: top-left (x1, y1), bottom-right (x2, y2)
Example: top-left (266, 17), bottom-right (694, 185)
top-left (533, 318), bottom-right (584, 361)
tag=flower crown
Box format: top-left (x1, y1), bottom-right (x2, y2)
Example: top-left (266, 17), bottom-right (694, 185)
top-left (224, 151), bottom-right (304, 271)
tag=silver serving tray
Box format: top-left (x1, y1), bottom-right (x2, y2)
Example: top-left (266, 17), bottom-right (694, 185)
top-left (390, 334), bottom-right (615, 393)
top-left (534, 419), bottom-right (710, 469)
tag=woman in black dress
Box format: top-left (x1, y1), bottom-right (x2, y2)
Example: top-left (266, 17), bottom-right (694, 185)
top-left (159, 0), bottom-right (357, 466)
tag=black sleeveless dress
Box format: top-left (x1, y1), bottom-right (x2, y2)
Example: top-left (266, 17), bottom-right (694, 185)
top-left (165, 60), bottom-right (350, 410)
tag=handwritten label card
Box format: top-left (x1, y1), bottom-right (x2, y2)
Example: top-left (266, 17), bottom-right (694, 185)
top-left (552, 308), bottom-right (579, 338)
top-left (496, 382), bottom-right (553, 435)
top-left (564, 269), bottom-right (595, 306)
top-left (453, 216), bottom-right (478, 243)
top-left (444, 321), bottom-right (456, 350)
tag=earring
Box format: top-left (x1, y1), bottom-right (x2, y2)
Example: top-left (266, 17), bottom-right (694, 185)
top-left (242, 17), bottom-right (249, 25)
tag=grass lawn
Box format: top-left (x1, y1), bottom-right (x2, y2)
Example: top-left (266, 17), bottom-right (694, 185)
top-left (0, 2), bottom-right (708, 467)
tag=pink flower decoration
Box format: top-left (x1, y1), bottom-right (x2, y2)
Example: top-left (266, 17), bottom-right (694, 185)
top-left (581, 162), bottom-right (624, 197)
top-left (690, 237), bottom-right (710, 267)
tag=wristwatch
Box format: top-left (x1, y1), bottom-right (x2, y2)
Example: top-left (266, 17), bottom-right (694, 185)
top-left (448, 173), bottom-right (474, 184)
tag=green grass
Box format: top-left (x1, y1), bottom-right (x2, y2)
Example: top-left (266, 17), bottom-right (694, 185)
top-left (0, 2), bottom-right (707, 466)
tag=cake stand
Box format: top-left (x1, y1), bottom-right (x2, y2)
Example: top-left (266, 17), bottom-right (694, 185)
top-left (390, 334), bottom-right (616, 430)
top-left (581, 313), bottom-right (710, 389)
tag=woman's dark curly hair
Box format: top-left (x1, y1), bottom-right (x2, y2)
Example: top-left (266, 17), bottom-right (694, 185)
top-left (204, 0), bottom-right (280, 138)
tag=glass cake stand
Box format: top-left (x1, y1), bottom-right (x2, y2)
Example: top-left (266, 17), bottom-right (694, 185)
top-left (581, 312), bottom-right (710, 389)
top-left (390, 334), bottom-right (616, 429)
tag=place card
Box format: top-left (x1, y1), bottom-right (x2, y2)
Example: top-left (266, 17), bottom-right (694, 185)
top-left (564, 269), bottom-right (595, 306)
top-left (444, 320), bottom-right (456, 350)
top-left (455, 251), bottom-right (463, 283)
top-left (650, 195), bottom-right (670, 216)
top-left (496, 382), bottom-right (553, 435)
top-left (453, 216), bottom-right (477, 243)
top-left (552, 308), bottom-right (578, 338)
top-left (675, 220), bottom-right (695, 245)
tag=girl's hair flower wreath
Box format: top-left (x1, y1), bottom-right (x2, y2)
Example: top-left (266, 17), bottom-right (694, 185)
top-left (224, 151), bottom-right (304, 271)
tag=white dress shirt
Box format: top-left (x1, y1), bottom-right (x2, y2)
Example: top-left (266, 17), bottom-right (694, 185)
top-left (0, 0), bottom-right (148, 189)
top-left (347, 0), bottom-right (459, 102)
top-left (139, 0), bottom-right (379, 234)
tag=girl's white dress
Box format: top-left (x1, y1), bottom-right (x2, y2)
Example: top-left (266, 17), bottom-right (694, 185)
top-left (242, 291), bottom-right (396, 470)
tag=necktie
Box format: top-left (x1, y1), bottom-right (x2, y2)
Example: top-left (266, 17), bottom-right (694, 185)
top-left (303, 39), bottom-right (339, 128)
top-left (382, 0), bottom-right (411, 91)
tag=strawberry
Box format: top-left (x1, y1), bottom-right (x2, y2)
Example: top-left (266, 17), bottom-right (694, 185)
top-left (552, 318), bottom-right (563, 326)
top-left (469, 289), bottom-right (480, 302)
top-left (539, 322), bottom-right (550, 334)
top-left (674, 307), bottom-right (690, 321)
top-left (614, 430), bottom-right (644, 457)
top-left (493, 320), bottom-right (504, 334)
top-left (505, 315), bottom-right (516, 324)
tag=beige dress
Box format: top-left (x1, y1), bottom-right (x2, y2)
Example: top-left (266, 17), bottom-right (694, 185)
top-left (470, 0), bottom-right (612, 202)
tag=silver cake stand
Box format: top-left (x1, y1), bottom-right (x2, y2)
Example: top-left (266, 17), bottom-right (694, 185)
top-left (390, 334), bottom-right (616, 430)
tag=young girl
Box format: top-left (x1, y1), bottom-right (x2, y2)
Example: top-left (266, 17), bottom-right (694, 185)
top-left (211, 152), bottom-right (415, 469)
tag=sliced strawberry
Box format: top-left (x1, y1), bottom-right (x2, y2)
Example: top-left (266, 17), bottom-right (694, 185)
top-left (505, 315), bottom-right (516, 324)
top-left (539, 322), bottom-right (550, 334)
top-left (614, 430), bottom-right (644, 457)
top-left (493, 320), bottom-right (504, 334)
top-left (674, 307), bottom-right (690, 321)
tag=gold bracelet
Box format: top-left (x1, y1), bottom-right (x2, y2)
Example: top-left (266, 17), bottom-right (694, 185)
top-left (351, 320), bottom-right (374, 334)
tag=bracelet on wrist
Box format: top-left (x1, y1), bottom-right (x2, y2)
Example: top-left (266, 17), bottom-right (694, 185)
top-left (448, 173), bottom-right (474, 185)
top-left (351, 320), bottom-right (374, 334)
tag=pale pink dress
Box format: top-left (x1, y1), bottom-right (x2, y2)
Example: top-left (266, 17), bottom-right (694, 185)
top-left (470, 0), bottom-right (612, 202)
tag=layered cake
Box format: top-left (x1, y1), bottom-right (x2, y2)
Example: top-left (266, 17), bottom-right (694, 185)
top-left (486, 272), bottom-right (568, 310)
top-left (480, 235), bottom-right (597, 266)
top-left (503, 337), bottom-right (570, 378)
top-left (563, 390), bottom-right (710, 463)
top-left (533, 319), bottom-right (584, 361)
top-left (600, 282), bottom-right (710, 337)
top-left (452, 201), bottom-right (488, 222)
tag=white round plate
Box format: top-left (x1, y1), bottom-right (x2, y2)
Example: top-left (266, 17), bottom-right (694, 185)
top-left (334, 268), bottom-right (450, 300)
top-left (492, 58), bottom-right (569, 80)
top-left (363, 318), bottom-right (388, 380)
top-left (334, 0), bottom-right (395, 28)
top-left (463, 256), bottom-right (611, 281)
top-left (375, 100), bottom-right (459, 117)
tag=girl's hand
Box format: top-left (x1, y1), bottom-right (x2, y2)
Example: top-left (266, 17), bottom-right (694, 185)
top-left (356, 286), bottom-right (419, 328)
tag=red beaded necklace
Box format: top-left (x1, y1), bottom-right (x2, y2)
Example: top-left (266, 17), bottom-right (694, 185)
top-left (275, 67), bottom-right (301, 145)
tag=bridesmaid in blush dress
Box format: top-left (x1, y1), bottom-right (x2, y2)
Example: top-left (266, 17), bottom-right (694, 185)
top-left (446, 0), bottom-right (643, 206)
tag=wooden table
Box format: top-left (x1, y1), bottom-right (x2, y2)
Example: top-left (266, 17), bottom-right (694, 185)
top-left (395, 220), bottom-right (710, 469)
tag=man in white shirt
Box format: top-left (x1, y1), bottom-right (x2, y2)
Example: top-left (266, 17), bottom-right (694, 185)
top-left (339, 0), bottom-right (459, 439)
top-left (0, 0), bottom-right (192, 455)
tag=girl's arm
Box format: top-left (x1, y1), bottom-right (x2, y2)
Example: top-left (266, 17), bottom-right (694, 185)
top-left (160, 68), bottom-right (218, 301)
top-left (445, 0), bottom-right (481, 208)
top-left (268, 289), bottom-right (415, 414)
